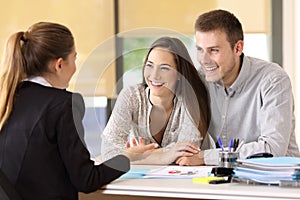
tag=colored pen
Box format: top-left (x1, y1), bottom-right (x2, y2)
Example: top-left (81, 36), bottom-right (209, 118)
top-left (235, 139), bottom-right (244, 152)
top-left (233, 139), bottom-right (239, 151)
top-left (228, 138), bottom-right (233, 152)
top-left (217, 137), bottom-right (224, 152)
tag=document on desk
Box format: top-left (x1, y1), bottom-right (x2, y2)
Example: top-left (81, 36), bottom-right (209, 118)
top-left (233, 157), bottom-right (300, 184)
top-left (143, 166), bottom-right (213, 179)
top-left (237, 157), bottom-right (300, 168)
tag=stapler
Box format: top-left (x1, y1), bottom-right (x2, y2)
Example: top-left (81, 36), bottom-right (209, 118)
top-left (246, 152), bottom-right (273, 159)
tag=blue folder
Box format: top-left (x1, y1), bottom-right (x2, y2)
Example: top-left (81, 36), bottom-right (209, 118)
top-left (120, 168), bottom-right (150, 179)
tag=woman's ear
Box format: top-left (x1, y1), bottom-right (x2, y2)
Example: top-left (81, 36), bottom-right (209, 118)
top-left (53, 58), bottom-right (63, 72)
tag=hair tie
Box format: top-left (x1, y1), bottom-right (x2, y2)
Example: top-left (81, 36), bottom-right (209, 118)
top-left (21, 32), bottom-right (29, 42)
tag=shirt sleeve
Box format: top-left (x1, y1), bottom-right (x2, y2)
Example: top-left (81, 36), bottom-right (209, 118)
top-left (204, 67), bottom-right (300, 165)
top-left (101, 87), bottom-right (136, 161)
top-left (57, 93), bottom-right (129, 193)
top-left (204, 149), bottom-right (220, 166)
top-left (239, 71), bottom-right (296, 158)
top-left (177, 108), bottom-right (203, 146)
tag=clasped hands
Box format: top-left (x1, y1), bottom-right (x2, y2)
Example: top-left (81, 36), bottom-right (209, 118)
top-left (125, 137), bottom-right (204, 166)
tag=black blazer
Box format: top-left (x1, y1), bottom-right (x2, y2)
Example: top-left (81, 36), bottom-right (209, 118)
top-left (0, 168), bottom-right (22, 200)
top-left (0, 81), bottom-right (129, 200)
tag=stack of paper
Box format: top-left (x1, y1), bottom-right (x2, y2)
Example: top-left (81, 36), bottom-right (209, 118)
top-left (233, 157), bottom-right (300, 184)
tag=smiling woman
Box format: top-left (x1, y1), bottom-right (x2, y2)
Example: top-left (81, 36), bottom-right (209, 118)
top-left (101, 36), bottom-right (214, 166)
top-left (144, 48), bottom-right (178, 98)
top-left (143, 48), bottom-right (179, 145)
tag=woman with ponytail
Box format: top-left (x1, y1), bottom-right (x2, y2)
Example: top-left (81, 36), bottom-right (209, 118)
top-left (0, 22), bottom-right (156, 200)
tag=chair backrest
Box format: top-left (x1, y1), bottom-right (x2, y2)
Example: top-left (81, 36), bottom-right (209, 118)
top-left (0, 169), bottom-right (22, 200)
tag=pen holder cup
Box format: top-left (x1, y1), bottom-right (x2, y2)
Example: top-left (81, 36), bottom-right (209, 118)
top-left (218, 151), bottom-right (239, 168)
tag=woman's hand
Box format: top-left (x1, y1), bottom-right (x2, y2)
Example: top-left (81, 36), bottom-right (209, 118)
top-left (160, 142), bottom-right (200, 164)
top-left (126, 137), bottom-right (145, 148)
top-left (175, 150), bottom-right (205, 166)
top-left (123, 137), bottom-right (158, 161)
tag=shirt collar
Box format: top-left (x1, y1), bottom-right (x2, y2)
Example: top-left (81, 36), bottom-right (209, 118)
top-left (24, 76), bottom-right (52, 87)
top-left (230, 53), bottom-right (251, 95)
top-left (215, 53), bottom-right (249, 96)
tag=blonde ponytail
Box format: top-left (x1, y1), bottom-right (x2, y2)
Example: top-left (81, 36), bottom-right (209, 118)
top-left (0, 32), bottom-right (26, 130)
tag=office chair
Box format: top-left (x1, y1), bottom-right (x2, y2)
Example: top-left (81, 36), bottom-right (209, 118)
top-left (0, 169), bottom-right (22, 200)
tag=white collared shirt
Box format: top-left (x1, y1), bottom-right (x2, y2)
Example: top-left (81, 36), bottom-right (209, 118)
top-left (24, 76), bottom-right (52, 87)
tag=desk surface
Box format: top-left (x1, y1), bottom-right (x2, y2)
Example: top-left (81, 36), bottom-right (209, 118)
top-left (79, 165), bottom-right (300, 200)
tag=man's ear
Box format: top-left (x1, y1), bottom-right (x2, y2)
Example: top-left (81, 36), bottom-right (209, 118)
top-left (234, 40), bottom-right (244, 56)
top-left (54, 58), bottom-right (63, 72)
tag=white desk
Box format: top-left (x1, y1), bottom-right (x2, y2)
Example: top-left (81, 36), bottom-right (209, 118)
top-left (79, 165), bottom-right (300, 200)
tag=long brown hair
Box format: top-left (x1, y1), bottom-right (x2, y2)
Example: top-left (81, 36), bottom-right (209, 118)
top-left (0, 22), bottom-right (74, 130)
top-left (142, 37), bottom-right (210, 139)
